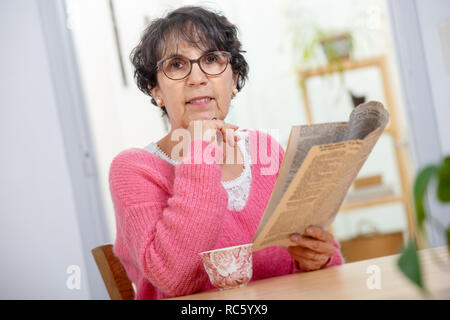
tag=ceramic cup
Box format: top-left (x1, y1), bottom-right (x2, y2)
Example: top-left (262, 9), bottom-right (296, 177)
top-left (199, 243), bottom-right (253, 290)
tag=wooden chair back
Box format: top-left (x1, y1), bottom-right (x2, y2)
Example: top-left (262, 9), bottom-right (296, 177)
top-left (91, 244), bottom-right (135, 300)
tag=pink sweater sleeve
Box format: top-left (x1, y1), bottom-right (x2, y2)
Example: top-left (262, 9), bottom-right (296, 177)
top-left (109, 140), bottom-right (228, 297)
top-left (323, 239), bottom-right (345, 268)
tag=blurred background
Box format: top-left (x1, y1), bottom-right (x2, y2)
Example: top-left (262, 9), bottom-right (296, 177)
top-left (1, 0), bottom-right (449, 299)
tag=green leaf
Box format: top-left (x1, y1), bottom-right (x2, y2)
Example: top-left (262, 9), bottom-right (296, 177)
top-left (397, 240), bottom-right (424, 289)
top-left (437, 156), bottom-right (450, 202)
top-left (447, 226), bottom-right (450, 254)
top-left (413, 165), bottom-right (439, 228)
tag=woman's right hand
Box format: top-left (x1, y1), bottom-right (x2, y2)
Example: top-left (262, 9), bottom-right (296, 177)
top-left (186, 119), bottom-right (240, 148)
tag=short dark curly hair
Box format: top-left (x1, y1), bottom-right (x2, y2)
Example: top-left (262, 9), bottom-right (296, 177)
top-left (130, 5), bottom-right (249, 117)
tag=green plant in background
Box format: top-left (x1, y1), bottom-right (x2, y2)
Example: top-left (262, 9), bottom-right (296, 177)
top-left (284, 7), bottom-right (358, 110)
top-left (397, 156), bottom-right (450, 294)
top-left (292, 25), bottom-right (354, 72)
top-left (316, 30), bottom-right (354, 71)
top-left (291, 24), bottom-right (355, 108)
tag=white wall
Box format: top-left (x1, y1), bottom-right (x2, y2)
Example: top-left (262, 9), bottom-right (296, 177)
top-left (416, 0), bottom-right (450, 155)
top-left (388, 0), bottom-right (450, 247)
top-left (414, 0), bottom-right (450, 244)
top-left (0, 0), bottom-right (108, 299)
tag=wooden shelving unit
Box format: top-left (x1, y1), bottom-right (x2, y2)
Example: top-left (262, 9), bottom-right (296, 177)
top-left (298, 56), bottom-right (418, 243)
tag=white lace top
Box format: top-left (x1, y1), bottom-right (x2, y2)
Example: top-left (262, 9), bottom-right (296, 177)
top-left (144, 130), bottom-right (252, 211)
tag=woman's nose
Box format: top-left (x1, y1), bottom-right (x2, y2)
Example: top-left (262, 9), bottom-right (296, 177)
top-left (186, 62), bottom-right (208, 86)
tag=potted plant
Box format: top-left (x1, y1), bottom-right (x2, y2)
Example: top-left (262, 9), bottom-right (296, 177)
top-left (318, 31), bottom-right (354, 64)
top-left (290, 24), bottom-right (355, 72)
top-left (397, 156), bottom-right (450, 295)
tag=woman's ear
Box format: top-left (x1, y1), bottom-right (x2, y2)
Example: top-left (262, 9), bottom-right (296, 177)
top-left (231, 73), bottom-right (239, 98)
top-left (232, 72), bottom-right (238, 89)
top-left (150, 86), bottom-right (163, 106)
top-left (149, 85), bottom-right (156, 97)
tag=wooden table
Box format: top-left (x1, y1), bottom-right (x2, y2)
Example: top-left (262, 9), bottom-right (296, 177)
top-left (170, 246), bottom-right (449, 300)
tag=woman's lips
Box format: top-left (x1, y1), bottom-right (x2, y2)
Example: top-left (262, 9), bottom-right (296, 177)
top-left (187, 97), bottom-right (214, 106)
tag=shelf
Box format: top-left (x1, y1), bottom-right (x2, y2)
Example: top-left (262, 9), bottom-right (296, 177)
top-left (298, 57), bottom-right (387, 80)
top-left (297, 55), bottom-right (417, 244)
top-left (340, 195), bottom-right (404, 212)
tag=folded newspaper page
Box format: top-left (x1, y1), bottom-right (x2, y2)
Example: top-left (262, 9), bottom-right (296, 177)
top-left (252, 101), bottom-right (389, 251)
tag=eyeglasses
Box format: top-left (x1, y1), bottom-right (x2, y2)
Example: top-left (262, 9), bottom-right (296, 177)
top-left (156, 51), bottom-right (232, 80)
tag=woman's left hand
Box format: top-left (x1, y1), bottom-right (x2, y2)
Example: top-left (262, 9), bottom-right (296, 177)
top-left (287, 225), bottom-right (335, 272)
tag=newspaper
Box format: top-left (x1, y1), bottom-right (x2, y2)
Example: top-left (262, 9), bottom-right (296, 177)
top-left (252, 101), bottom-right (390, 251)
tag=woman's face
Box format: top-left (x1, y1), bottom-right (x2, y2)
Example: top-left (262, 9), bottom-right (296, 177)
top-left (151, 41), bottom-right (238, 130)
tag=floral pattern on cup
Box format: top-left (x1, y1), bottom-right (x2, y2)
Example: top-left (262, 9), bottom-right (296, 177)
top-left (199, 243), bottom-right (253, 290)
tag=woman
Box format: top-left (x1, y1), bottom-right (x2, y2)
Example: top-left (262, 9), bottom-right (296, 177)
top-left (109, 6), bottom-right (344, 300)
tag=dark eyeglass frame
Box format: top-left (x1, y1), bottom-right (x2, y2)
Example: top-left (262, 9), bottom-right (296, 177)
top-left (156, 51), bottom-right (232, 80)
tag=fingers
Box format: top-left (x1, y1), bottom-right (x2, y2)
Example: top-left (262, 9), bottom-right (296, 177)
top-left (290, 236), bottom-right (335, 256)
top-left (287, 245), bottom-right (323, 261)
top-left (304, 226), bottom-right (334, 243)
top-left (287, 226), bottom-right (336, 272)
top-left (222, 127), bottom-right (241, 147)
top-left (208, 120), bottom-right (240, 147)
top-left (289, 232), bottom-right (335, 256)
top-left (187, 120), bottom-right (240, 147)
top-left (295, 257), bottom-right (325, 272)
top-left (298, 260), bottom-right (320, 272)
top-left (287, 247), bottom-right (327, 271)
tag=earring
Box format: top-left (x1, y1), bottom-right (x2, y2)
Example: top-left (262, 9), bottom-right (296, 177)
top-left (232, 88), bottom-right (238, 97)
top-left (156, 98), bottom-right (163, 106)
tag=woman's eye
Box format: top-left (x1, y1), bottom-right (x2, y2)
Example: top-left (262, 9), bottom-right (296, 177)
top-left (170, 59), bottom-right (185, 69)
top-left (205, 55), bottom-right (218, 63)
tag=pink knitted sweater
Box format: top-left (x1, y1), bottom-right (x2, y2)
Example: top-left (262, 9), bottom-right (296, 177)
top-left (109, 129), bottom-right (344, 300)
